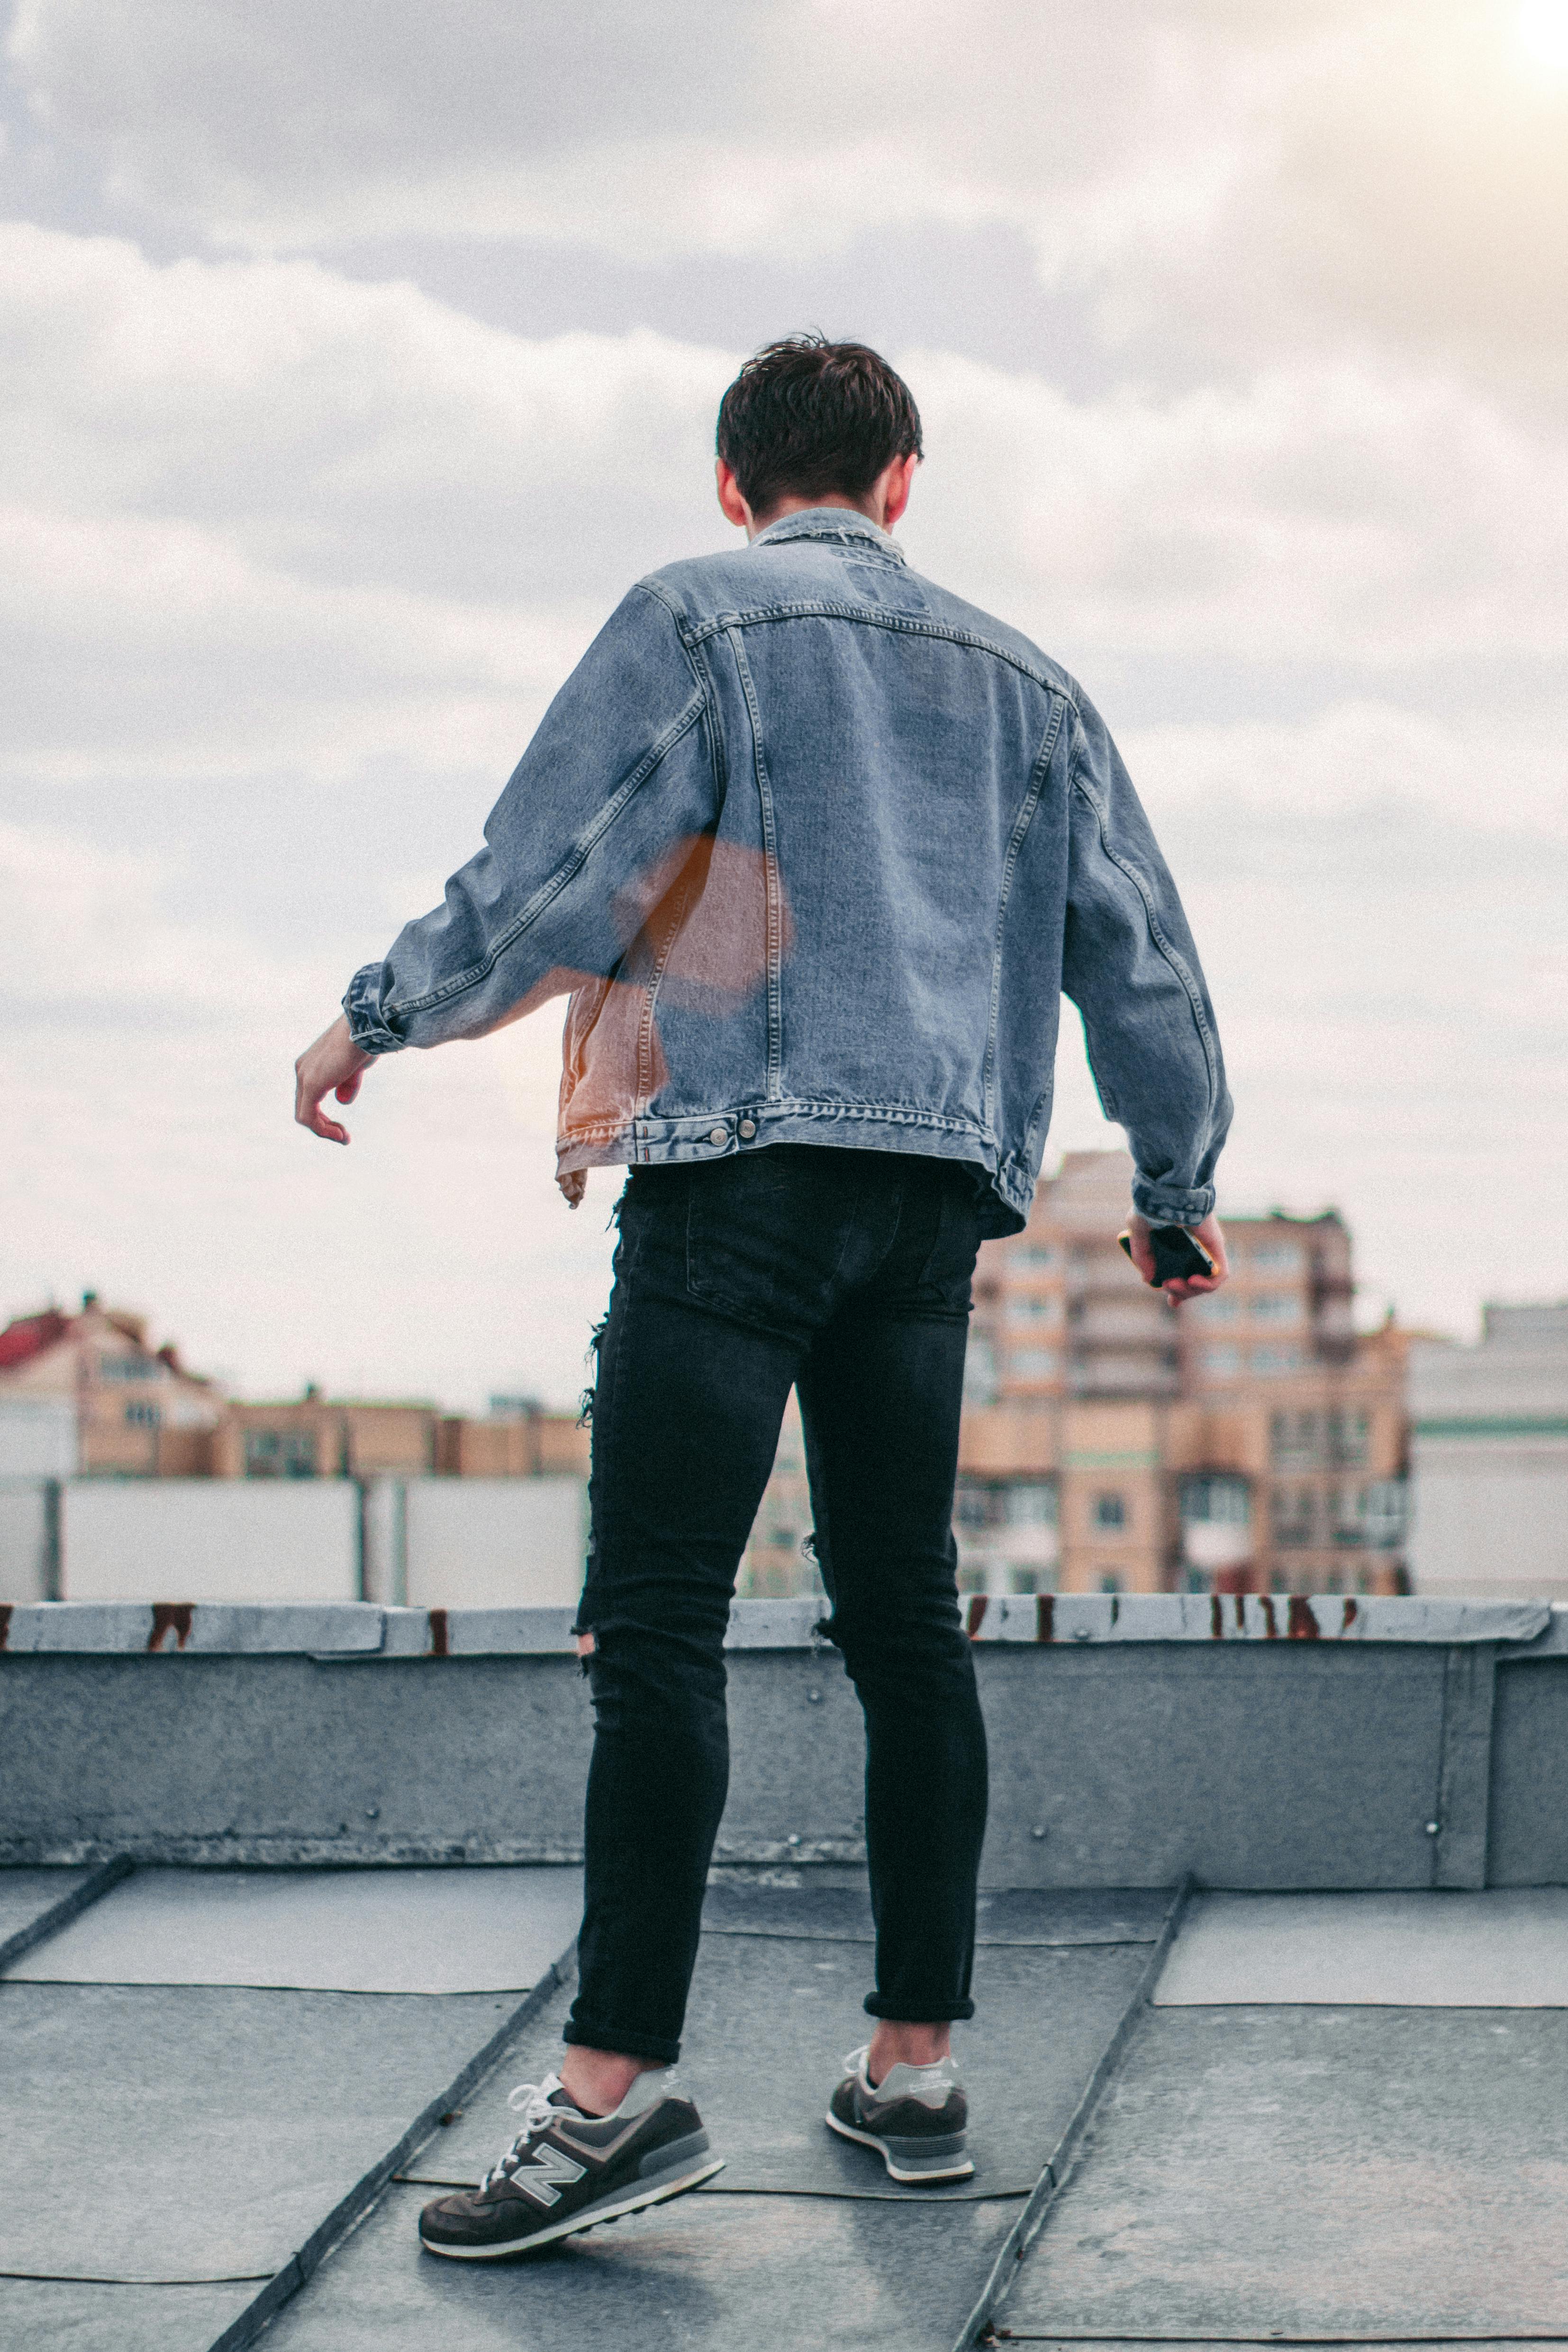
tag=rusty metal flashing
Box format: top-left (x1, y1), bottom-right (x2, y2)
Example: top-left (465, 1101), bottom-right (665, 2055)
top-left (0, 1594), bottom-right (1552, 1657)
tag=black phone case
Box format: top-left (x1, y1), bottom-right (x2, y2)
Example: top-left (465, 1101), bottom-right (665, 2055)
top-left (1148, 1225), bottom-right (1213, 1283)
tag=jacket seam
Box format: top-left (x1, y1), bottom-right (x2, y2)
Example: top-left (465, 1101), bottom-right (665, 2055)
top-left (1070, 738), bottom-right (1220, 1115)
top-left (385, 690), bottom-right (707, 1021)
top-left (981, 699), bottom-right (1066, 1130)
top-left (724, 628), bottom-right (784, 1098)
top-left (681, 604), bottom-right (1076, 701)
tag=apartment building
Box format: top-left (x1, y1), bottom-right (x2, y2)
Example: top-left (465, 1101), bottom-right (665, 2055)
top-left (957, 1150), bottom-right (1406, 1595)
top-left (738, 1149), bottom-right (1409, 1601)
top-left (0, 1299), bottom-right (588, 1481)
top-left (0, 1295), bottom-right (226, 1476)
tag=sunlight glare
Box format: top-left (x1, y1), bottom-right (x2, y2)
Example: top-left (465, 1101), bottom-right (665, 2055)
top-left (1519, 0), bottom-right (1568, 69)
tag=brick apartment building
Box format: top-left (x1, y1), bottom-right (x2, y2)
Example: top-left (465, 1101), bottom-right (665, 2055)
top-left (0, 1298), bottom-right (587, 1481)
top-left (741, 1149), bottom-right (1408, 1600)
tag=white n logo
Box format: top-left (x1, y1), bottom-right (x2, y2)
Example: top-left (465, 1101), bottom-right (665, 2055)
top-left (513, 2142), bottom-right (588, 2208)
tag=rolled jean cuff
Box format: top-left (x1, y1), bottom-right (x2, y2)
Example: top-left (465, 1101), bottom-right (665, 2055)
top-left (562, 2012), bottom-right (682, 2066)
top-left (862, 1994), bottom-right (977, 2024)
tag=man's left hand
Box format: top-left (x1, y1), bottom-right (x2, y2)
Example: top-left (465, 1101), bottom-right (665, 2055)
top-left (1122, 1211), bottom-right (1229, 1305)
top-left (294, 1014), bottom-right (372, 1145)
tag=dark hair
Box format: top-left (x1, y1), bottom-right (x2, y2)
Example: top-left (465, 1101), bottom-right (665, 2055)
top-left (716, 334), bottom-right (923, 520)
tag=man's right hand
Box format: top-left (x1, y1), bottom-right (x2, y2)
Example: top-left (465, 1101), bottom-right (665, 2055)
top-left (294, 1013), bottom-right (372, 1145)
top-left (1122, 1211), bottom-right (1229, 1305)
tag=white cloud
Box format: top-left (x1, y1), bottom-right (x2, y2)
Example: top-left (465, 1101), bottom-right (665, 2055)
top-left (10, 0), bottom-right (1568, 391)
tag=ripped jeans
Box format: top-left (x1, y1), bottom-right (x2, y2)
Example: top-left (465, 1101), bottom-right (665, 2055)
top-left (564, 1144), bottom-right (989, 2065)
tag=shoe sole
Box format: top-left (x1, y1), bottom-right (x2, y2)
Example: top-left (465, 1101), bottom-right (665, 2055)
top-left (824, 2108), bottom-right (975, 2184)
top-left (419, 2155), bottom-right (725, 2261)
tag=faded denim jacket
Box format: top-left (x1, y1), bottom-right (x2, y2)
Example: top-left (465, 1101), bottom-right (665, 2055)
top-left (344, 509), bottom-right (1230, 1235)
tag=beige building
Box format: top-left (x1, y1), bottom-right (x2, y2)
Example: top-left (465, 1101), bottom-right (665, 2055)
top-left (0, 1294), bottom-right (226, 1476)
top-left (0, 1298), bottom-right (588, 1483)
top-left (745, 1149), bottom-right (1409, 1601)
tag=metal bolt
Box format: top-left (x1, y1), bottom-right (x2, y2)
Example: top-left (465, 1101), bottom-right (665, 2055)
top-left (1424, 1820), bottom-right (1441, 1836)
top-left (807, 1688), bottom-right (822, 1704)
top-left (786, 1834), bottom-right (801, 1848)
top-left (364, 1806), bottom-right (380, 1820)
top-left (1072, 1627), bottom-right (1091, 1642)
top-left (1030, 1825), bottom-right (1047, 1842)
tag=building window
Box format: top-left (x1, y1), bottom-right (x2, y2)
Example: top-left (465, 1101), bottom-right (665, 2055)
top-left (1272, 1484), bottom-right (1317, 1546)
top-left (245, 1428), bottom-right (316, 1479)
top-left (955, 1480), bottom-right (1008, 1532)
top-left (1252, 1347), bottom-right (1305, 1375)
top-left (1190, 1292), bottom-right (1239, 1324)
top-left (100, 1353), bottom-right (166, 1382)
top-left (1270, 1412), bottom-right (1320, 1467)
top-left (1093, 1490), bottom-right (1126, 1530)
top-left (1008, 1346), bottom-right (1059, 1379)
top-left (1249, 1293), bottom-right (1299, 1323)
top-left (1328, 1410), bottom-right (1370, 1466)
top-left (1007, 1294), bottom-right (1059, 1324)
top-left (1008, 1481), bottom-right (1058, 1527)
top-left (1099, 1572), bottom-right (1124, 1594)
top-left (963, 1339), bottom-right (999, 1407)
top-left (1205, 1345), bottom-right (1242, 1376)
top-left (1251, 1241), bottom-right (1305, 1271)
top-left (123, 1401), bottom-right (160, 1428)
top-left (1015, 1242), bottom-right (1056, 1266)
top-left (1181, 1475), bottom-right (1250, 1527)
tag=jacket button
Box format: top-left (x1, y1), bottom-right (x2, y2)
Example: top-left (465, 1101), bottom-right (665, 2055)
top-left (708, 1126), bottom-right (728, 1147)
top-left (738, 1118), bottom-right (757, 1140)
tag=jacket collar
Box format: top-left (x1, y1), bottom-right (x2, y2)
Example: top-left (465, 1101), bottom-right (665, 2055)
top-left (752, 507), bottom-right (906, 563)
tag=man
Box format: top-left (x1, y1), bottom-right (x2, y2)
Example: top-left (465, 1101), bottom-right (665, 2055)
top-left (294, 335), bottom-right (1231, 2259)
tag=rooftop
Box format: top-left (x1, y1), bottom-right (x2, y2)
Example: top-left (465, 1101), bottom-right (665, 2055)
top-left (4, 1594), bottom-right (1567, 2350)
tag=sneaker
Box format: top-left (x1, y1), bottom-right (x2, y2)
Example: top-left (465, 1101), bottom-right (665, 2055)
top-left (418, 2068), bottom-right (723, 2260)
top-left (825, 2043), bottom-right (973, 2183)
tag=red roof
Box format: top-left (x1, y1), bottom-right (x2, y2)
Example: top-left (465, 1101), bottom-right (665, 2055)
top-left (0, 1309), bottom-right (72, 1371)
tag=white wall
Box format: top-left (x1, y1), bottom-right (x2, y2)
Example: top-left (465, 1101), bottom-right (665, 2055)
top-left (0, 1481), bottom-right (54, 1603)
top-left (1408, 1332), bottom-right (1568, 1599)
top-left (1407, 1439), bottom-right (1568, 1600)
top-left (0, 1399), bottom-right (77, 1478)
top-left (62, 1480), bottom-right (360, 1603)
top-left (404, 1478), bottom-right (587, 1608)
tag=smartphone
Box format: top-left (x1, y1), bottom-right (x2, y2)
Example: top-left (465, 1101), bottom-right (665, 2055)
top-left (1118, 1225), bottom-right (1216, 1286)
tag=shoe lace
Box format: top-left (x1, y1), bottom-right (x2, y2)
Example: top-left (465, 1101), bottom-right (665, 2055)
top-left (480, 2073), bottom-right (580, 2191)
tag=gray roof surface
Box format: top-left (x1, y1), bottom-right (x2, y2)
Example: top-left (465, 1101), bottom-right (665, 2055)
top-left (4, 1864), bottom-right (1568, 2350)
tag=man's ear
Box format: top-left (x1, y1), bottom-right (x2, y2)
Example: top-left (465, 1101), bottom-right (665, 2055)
top-left (879, 452), bottom-right (919, 532)
top-left (716, 459), bottom-right (752, 533)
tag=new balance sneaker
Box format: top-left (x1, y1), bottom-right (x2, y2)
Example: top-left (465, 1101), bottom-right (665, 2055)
top-left (418, 2068), bottom-right (723, 2260)
top-left (825, 2043), bottom-right (973, 2183)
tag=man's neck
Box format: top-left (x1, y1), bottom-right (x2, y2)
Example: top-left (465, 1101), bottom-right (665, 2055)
top-left (747, 494), bottom-right (883, 543)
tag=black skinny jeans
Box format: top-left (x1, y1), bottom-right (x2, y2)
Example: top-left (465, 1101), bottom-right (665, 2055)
top-left (565, 1144), bottom-right (990, 2065)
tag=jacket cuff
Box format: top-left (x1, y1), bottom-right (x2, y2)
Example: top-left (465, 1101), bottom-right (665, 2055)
top-left (1132, 1178), bottom-right (1215, 1227)
top-left (342, 963), bottom-right (408, 1056)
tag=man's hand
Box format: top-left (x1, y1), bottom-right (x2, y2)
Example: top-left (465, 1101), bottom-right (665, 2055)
top-left (1122, 1211), bottom-right (1229, 1306)
top-left (294, 1014), bottom-right (372, 1145)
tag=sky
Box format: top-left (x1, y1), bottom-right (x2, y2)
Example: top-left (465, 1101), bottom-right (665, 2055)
top-left (1, 0), bottom-right (1565, 1408)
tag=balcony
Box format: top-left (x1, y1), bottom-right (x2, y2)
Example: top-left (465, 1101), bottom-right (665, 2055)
top-left (3, 1592), bottom-right (1566, 2351)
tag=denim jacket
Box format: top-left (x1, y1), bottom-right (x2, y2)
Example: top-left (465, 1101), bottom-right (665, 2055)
top-left (344, 509), bottom-right (1230, 1234)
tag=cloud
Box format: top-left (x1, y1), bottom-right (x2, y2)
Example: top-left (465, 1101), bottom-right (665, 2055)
top-left (10, 0), bottom-right (1568, 391)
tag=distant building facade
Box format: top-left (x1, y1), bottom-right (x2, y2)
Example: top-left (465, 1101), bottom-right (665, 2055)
top-left (0, 1295), bottom-right (225, 1476)
top-left (745, 1149), bottom-right (1410, 1600)
top-left (1407, 1304), bottom-right (1568, 1600)
top-left (0, 1296), bottom-right (588, 1483)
